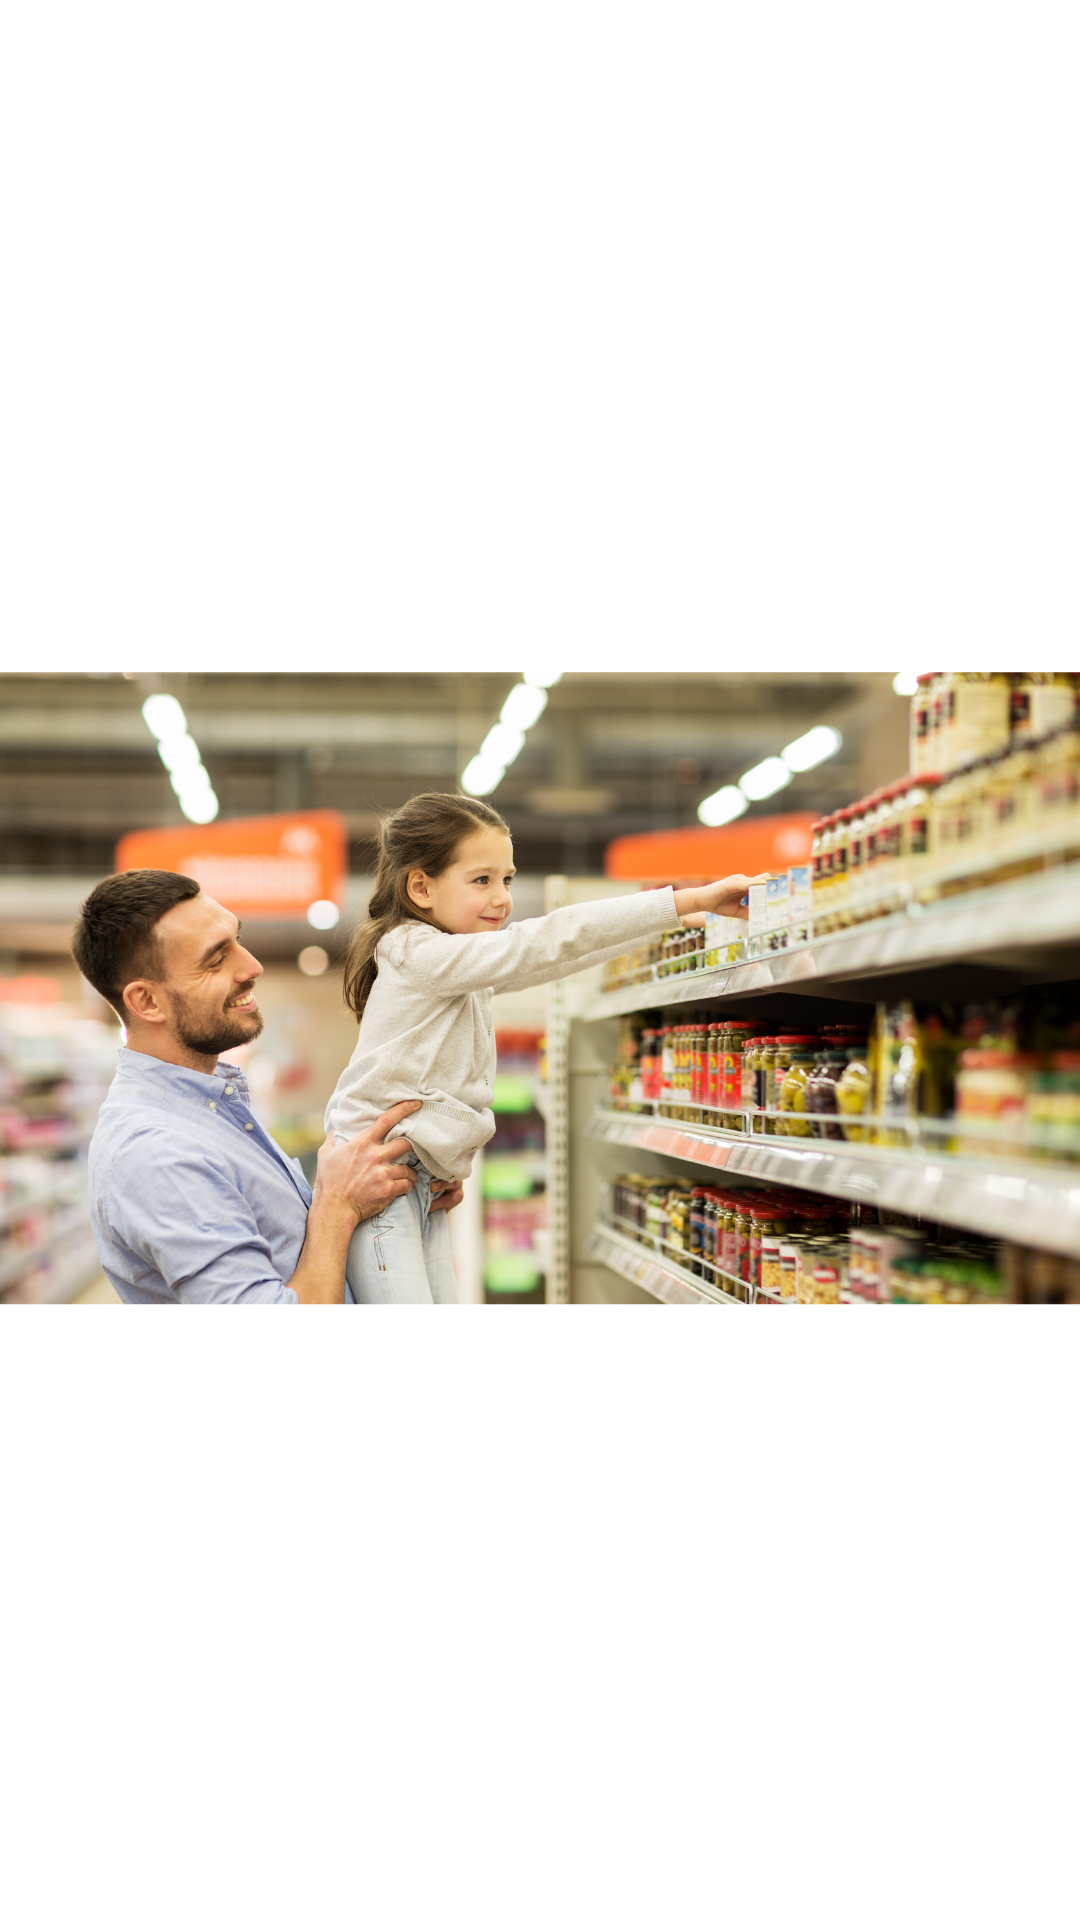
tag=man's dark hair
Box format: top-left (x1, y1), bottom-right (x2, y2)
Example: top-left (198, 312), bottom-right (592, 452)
top-left (72, 870), bottom-right (201, 1018)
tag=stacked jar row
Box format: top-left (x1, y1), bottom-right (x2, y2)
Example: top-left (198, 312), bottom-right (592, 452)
top-left (633, 1021), bottom-right (870, 1135)
top-left (813, 714), bottom-right (1080, 935)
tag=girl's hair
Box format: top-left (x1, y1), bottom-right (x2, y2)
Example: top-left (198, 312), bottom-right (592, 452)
top-left (343, 790), bottom-right (510, 1019)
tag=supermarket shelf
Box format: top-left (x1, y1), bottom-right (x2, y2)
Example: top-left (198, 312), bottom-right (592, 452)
top-left (584, 1107), bottom-right (1080, 1258)
top-left (585, 1220), bottom-right (742, 1305)
top-left (579, 864), bottom-right (1080, 1021)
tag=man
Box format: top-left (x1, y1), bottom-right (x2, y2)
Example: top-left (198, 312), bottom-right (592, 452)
top-left (73, 869), bottom-right (463, 1304)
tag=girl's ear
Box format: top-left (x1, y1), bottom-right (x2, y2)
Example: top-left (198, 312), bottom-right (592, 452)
top-left (407, 868), bottom-right (431, 907)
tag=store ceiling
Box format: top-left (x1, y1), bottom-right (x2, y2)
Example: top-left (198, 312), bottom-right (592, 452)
top-left (0, 670), bottom-right (907, 886)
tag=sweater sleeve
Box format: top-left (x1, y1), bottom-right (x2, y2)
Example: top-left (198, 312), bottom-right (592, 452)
top-left (386, 888), bottom-right (681, 997)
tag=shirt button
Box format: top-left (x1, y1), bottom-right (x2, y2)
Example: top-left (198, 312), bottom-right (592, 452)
top-left (224, 1086), bottom-right (234, 1096)
top-left (209, 1101), bottom-right (216, 1111)
top-left (245, 1123), bottom-right (254, 1130)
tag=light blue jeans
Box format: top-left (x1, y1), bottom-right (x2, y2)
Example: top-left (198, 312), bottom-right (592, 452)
top-left (345, 1153), bottom-right (459, 1305)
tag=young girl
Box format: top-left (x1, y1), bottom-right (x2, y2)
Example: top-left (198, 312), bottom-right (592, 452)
top-left (326, 791), bottom-right (756, 1304)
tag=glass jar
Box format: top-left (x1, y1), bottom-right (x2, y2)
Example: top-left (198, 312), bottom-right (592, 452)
top-left (721, 1024), bottom-right (757, 1129)
top-left (645, 1184), bottom-right (668, 1252)
top-left (666, 1185), bottom-right (694, 1265)
top-left (755, 1038), bottom-right (779, 1132)
top-left (697, 1023), bottom-right (711, 1117)
top-left (927, 673), bottom-right (948, 773)
top-left (911, 674), bottom-right (935, 774)
top-left (844, 800), bottom-right (866, 921)
top-left (705, 1025), bottom-right (722, 1126)
top-left (734, 1200), bottom-right (755, 1292)
top-left (757, 1216), bottom-right (786, 1297)
top-left (806, 1048), bottom-right (849, 1140)
top-left (718, 1195), bottom-right (741, 1285)
top-left (856, 789), bottom-right (886, 916)
top-left (1033, 718), bottom-right (1080, 845)
top-left (836, 1050), bottom-right (874, 1144)
top-left (936, 672), bottom-right (1011, 774)
top-left (806, 1237), bottom-right (844, 1304)
top-left (871, 783), bottom-right (907, 915)
top-left (659, 1027), bottom-right (675, 1115)
top-left (1027, 1052), bottom-right (1080, 1160)
top-left (900, 771), bottom-right (943, 898)
top-left (810, 815), bottom-right (828, 924)
top-left (741, 1035), bottom-right (764, 1130)
top-left (954, 1048), bottom-right (1035, 1157)
top-left (1010, 673), bottom-right (1076, 745)
top-left (775, 1044), bottom-right (818, 1136)
top-left (689, 1187), bottom-right (709, 1277)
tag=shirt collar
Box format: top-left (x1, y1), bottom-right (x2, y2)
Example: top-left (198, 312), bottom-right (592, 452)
top-left (115, 1047), bottom-right (252, 1101)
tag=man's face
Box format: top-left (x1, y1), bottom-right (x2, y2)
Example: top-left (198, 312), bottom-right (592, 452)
top-left (140, 893), bottom-right (265, 1056)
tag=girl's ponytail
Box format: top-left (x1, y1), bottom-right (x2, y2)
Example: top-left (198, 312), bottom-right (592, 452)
top-left (342, 790), bottom-right (509, 1020)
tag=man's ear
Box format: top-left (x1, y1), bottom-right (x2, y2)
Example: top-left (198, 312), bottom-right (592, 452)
top-left (122, 978), bottom-right (169, 1026)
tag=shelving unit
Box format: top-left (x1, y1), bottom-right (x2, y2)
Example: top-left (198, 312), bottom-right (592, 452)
top-left (549, 861), bottom-right (1080, 1304)
top-left (580, 863), bottom-right (1080, 1022)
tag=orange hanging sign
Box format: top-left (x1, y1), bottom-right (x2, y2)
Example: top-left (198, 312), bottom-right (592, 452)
top-left (115, 811), bottom-right (347, 920)
top-left (605, 813), bottom-right (817, 885)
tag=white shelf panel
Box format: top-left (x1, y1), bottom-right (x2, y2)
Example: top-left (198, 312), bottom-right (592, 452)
top-left (584, 1108), bottom-right (1080, 1258)
top-left (584, 1221), bottom-right (743, 1306)
top-left (579, 864), bottom-right (1080, 1021)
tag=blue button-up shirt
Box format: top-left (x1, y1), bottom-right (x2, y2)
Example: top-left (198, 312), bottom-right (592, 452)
top-left (89, 1048), bottom-right (354, 1305)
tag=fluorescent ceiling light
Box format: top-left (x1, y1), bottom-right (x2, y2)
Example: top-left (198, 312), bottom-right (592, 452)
top-left (480, 722), bottom-right (526, 767)
top-left (307, 900), bottom-right (340, 930)
top-left (157, 733), bottom-right (202, 776)
top-left (178, 790), bottom-right (219, 824)
top-left (697, 786), bottom-right (749, 828)
top-left (739, 756), bottom-right (793, 802)
top-left (142, 693), bottom-right (188, 741)
top-left (892, 672), bottom-right (920, 697)
top-left (170, 763), bottom-right (212, 799)
top-left (781, 726), bottom-right (842, 773)
top-left (461, 754), bottom-right (504, 796)
top-left (522, 670), bottom-right (562, 689)
top-left (500, 682), bottom-right (548, 730)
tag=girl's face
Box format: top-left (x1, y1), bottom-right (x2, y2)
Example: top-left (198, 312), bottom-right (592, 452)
top-left (407, 827), bottom-right (516, 935)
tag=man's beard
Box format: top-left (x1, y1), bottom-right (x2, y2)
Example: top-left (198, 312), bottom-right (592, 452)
top-left (168, 990), bottom-right (265, 1057)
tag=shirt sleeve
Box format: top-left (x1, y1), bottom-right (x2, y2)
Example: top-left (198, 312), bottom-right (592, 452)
top-left (103, 1133), bottom-right (301, 1305)
top-left (387, 888), bottom-right (681, 998)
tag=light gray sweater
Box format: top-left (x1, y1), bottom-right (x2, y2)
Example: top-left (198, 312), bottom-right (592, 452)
top-left (325, 887), bottom-right (680, 1181)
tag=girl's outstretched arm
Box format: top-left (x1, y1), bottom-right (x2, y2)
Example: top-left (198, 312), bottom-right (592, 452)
top-left (386, 876), bottom-right (760, 999)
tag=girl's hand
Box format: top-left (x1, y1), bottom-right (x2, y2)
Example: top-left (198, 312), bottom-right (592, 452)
top-left (672, 873), bottom-right (770, 922)
top-left (428, 1179), bottom-right (465, 1214)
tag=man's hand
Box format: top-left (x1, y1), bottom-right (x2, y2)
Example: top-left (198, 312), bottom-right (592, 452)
top-left (314, 1102), bottom-right (422, 1224)
top-left (673, 872), bottom-right (771, 922)
top-left (428, 1179), bottom-right (465, 1215)
top-left (286, 1102), bottom-right (423, 1304)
